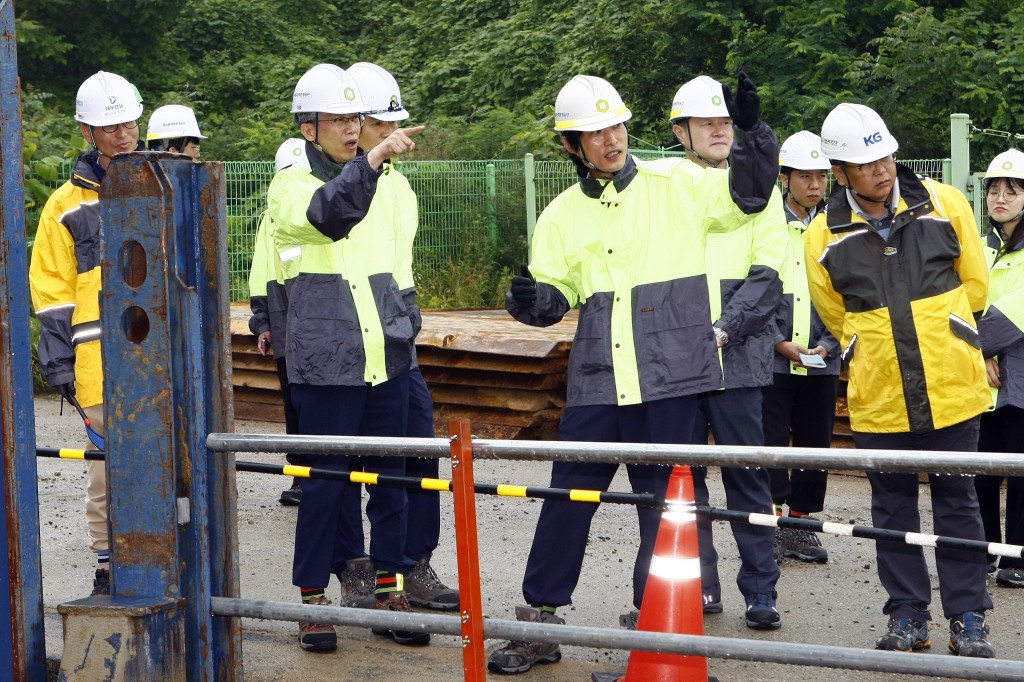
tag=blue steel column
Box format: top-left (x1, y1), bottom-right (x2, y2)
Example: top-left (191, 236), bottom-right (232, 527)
top-left (100, 154), bottom-right (239, 680)
top-left (0, 3), bottom-right (47, 680)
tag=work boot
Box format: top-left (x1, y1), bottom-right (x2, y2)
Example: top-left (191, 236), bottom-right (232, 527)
top-left (778, 526), bottom-right (828, 563)
top-left (91, 568), bottom-right (110, 596)
top-left (948, 611), bottom-right (995, 658)
top-left (405, 554), bottom-right (459, 611)
top-left (996, 568), bottom-right (1024, 588)
top-left (279, 478), bottom-right (302, 506)
top-left (487, 606), bottom-right (564, 674)
top-left (337, 557), bottom-right (377, 609)
top-left (619, 610), bottom-right (639, 630)
top-left (298, 595), bottom-right (337, 652)
top-left (875, 616), bottom-right (930, 652)
top-left (773, 528), bottom-right (785, 564)
top-left (372, 591), bottom-right (431, 646)
top-left (702, 592), bottom-right (723, 614)
top-left (744, 592), bottom-right (781, 630)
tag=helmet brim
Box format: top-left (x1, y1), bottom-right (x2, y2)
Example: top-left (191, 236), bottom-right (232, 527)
top-left (553, 110), bottom-right (631, 132)
top-left (366, 109), bottom-right (410, 122)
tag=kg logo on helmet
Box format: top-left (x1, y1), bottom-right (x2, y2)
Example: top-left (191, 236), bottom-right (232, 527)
top-left (596, 99), bottom-right (610, 113)
top-left (711, 95), bottom-right (722, 106)
top-left (1004, 161), bottom-right (1015, 171)
top-left (344, 87), bottom-right (356, 101)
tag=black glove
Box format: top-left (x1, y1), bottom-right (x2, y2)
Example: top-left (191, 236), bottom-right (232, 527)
top-left (56, 382), bottom-right (76, 402)
top-left (722, 67), bottom-right (761, 132)
top-left (510, 264), bottom-right (537, 309)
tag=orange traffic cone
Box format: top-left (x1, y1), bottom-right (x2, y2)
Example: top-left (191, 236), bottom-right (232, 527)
top-left (622, 464), bottom-right (707, 681)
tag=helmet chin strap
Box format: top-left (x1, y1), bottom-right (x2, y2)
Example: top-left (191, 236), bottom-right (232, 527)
top-left (683, 120), bottom-right (724, 169)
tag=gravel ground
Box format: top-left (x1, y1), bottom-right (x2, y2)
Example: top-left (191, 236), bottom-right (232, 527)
top-left (33, 393), bottom-right (1024, 681)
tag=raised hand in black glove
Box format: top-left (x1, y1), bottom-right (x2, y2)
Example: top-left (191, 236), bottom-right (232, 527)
top-left (722, 67), bottom-right (761, 132)
top-left (510, 264), bottom-right (538, 309)
top-left (56, 382), bottom-right (76, 402)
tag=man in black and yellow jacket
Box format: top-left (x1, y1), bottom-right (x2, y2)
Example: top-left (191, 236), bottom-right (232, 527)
top-left (805, 103), bottom-right (994, 658)
top-left (30, 71), bottom-right (144, 598)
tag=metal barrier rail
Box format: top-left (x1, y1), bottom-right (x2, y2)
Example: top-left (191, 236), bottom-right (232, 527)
top-left (34, 448), bottom-right (658, 507)
top-left (210, 597), bottom-right (1024, 681)
top-left (207, 433), bottom-right (1024, 476)
top-left (40, 447), bottom-right (1024, 560)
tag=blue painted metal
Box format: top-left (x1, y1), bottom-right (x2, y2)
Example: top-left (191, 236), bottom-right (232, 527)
top-left (100, 154), bottom-right (239, 680)
top-left (0, 3), bottom-right (48, 679)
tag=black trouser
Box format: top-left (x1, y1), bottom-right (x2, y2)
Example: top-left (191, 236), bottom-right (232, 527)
top-left (764, 373), bottom-right (840, 513)
top-left (691, 387), bottom-right (780, 600)
top-left (854, 417), bottom-right (992, 621)
top-left (975, 405), bottom-right (1024, 571)
top-left (275, 356), bottom-right (301, 464)
top-left (521, 396), bottom-right (698, 610)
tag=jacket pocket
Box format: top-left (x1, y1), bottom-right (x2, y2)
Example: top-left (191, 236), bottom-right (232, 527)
top-left (949, 313), bottom-right (981, 349)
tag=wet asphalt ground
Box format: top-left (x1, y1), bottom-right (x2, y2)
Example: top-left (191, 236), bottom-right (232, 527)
top-left (33, 393), bottom-right (1024, 681)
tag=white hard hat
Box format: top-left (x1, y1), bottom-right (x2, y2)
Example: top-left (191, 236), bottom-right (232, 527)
top-left (984, 149), bottom-right (1024, 182)
top-left (669, 76), bottom-right (729, 121)
top-left (291, 63), bottom-right (365, 115)
top-left (819, 103), bottom-right (899, 164)
top-left (347, 62), bottom-right (408, 122)
top-left (275, 138), bottom-right (310, 173)
top-left (779, 131), bottom-right (831, 171)
top-left (75, 71), bottom-right (144, 126)
top-left (553, 75), bottom-right (632, 132)
top-left (146, 104), bottom-right (206, 142)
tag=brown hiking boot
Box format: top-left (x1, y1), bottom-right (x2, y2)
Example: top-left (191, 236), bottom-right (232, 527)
top-left (487, 606), bottom-right (564, 674)
top-left (372, 591), bottom-right (431, 646)
top-left (298, 596), bottom-right (337, 652)
top-left (337, 557), bottom-right (377, 609)
top-left (405, 555), bottom-right (459, 611)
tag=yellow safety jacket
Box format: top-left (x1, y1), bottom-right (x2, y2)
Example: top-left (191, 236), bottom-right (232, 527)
top-left (29, 151), bottom-right (106, 408)
top-left (269, 150), bottom-right (418, 386)
top-left (979, 226), bottom-right (1024, 410)
top-left (805, 165), bottom-right (990, 432)
top-left (772, 203), bottom-right (840, 376)
top-left (510, 137), bottom-right (779, 407)
top-left (704, 186), bottom-right (786, 388)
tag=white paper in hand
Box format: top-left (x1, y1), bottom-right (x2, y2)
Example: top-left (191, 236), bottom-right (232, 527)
top-left (799, 353), bottom-right (827, 369)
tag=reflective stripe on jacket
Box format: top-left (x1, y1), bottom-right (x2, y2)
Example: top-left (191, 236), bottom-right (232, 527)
top-left (29, 151), bottom-right (105, 407)
top-left (980, 226), bottom-right (1024, 410)
top-left (805, 165), bottom-right (991, 432)
top-left (772, 203), bottom-right (840, 376)
top-left (705, 186), bottom-right (786, 388)
top-left (509, 118), bottom-right (779, 407)
top-left (269, 150), bottom-right (416, 386)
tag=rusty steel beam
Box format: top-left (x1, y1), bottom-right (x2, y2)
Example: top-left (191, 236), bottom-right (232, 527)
top-left (0, 3), bottom-right (47, 679)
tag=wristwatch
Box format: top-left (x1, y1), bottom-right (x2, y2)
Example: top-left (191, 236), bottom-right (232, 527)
top-left (713, 326), bottom-right (730, 347)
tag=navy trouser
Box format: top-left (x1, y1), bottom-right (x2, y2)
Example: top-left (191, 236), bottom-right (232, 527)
top-left (522, 396), bottom-right (698, 610)
top-left (691, 387), bottom-right (781, 599)
top-left (291, 374), bottom-right (412, 589)
top-left (763, 373), bottom-right (840, 512)
top-left (331, 366), bottom-right (441, 566)
top-left (976, 406), bottom-right (1024, 571)
top-left (855, 416), bottom-right (992, 621)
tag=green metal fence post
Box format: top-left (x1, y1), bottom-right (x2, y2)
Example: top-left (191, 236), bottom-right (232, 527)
top-left (950, 113), bottom-right (971, 199)
top-left (524, 153), bottom-right (536, 261)
top-left (486, 162), bottom-right (497, 247)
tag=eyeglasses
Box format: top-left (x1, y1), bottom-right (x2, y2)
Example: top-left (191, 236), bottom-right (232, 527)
top-left (842, 155), bottom-right (895, 173)
top-left (987, 187), bottom-right (1020, 201)
top-left (318, 114), bottom-right (363, 127)
top-left (97, 120), bottom-right (140, 134)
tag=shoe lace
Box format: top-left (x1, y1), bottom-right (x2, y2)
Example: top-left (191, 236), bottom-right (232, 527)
top-left (956, 612), bottom-right (989, 641)
top-left (411, 561), bottom-right (445, 590)
top-left (887, 617), bottom-right (920, 638)
top-left (792, 528), bottom-right (823, 547)
top-left (747, 593), bottom-right (775, 608)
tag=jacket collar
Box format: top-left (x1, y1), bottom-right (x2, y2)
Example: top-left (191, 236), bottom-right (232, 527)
top-left (579, 154), bottom-right (638, 199)
top-left (306, 140), bottom-right (354, 183)
top-left (825, 163), bottom-right (931, 234)
top-left (70, 150), bottom-right (104, 191)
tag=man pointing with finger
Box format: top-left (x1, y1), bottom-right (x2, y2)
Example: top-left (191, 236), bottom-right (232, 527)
top-left (269, 63), bottom-right (426, 653)
top-left (489, 69), bottom-right (782, 674)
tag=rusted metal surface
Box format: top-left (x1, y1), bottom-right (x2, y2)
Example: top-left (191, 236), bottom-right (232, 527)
top-left (101, 155), bottom-right (239, 680)
top-left (0, 5), bottom-right (47, 679)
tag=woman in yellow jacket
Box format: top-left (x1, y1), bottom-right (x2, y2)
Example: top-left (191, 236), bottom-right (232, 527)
top-left (975, 149), bottom-right (1024, 590)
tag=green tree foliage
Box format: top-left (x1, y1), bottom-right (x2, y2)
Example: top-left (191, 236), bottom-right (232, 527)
top-left (14, 0), bottom-right (1024, 163)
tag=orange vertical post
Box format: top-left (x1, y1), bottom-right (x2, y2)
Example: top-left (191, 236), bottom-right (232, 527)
top-left (622, 464), bottom-right (708, 681)
top-left (449, 419), bottom-right (486, 681)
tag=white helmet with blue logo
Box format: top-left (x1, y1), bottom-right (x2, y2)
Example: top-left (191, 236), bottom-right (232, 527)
top-left (820, 103), bottom-right (899, 165)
